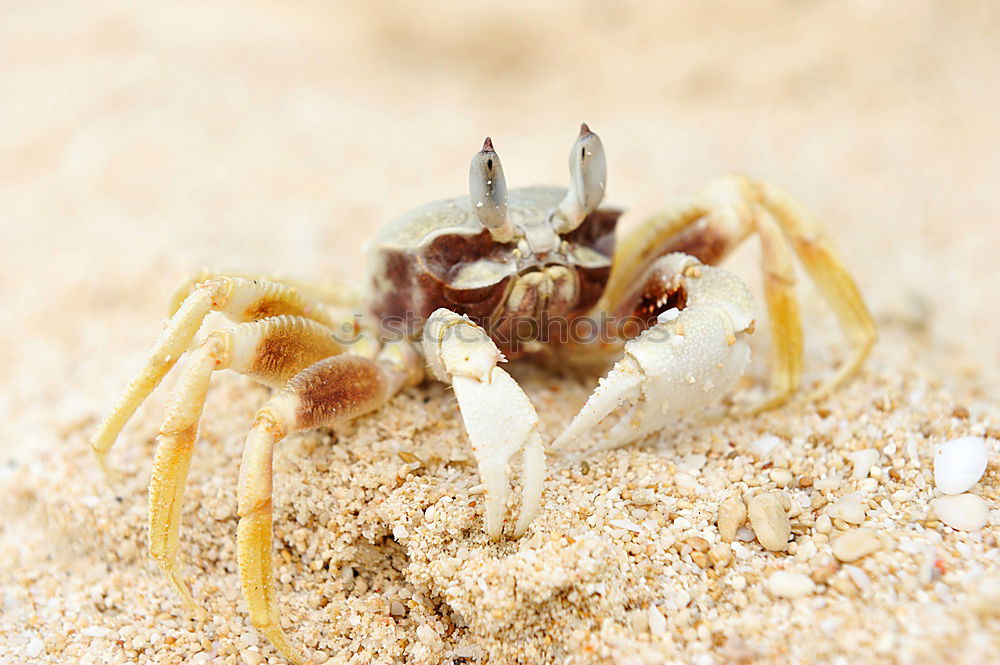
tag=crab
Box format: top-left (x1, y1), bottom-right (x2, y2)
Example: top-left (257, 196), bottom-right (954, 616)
top-left (91, 124), bottom-right (875, 664)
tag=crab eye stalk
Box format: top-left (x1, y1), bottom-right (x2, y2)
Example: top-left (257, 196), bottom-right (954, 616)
top-left (470, 137), bottom-right (514, 243)
top-left (552, 123), bottom-right (607, 234)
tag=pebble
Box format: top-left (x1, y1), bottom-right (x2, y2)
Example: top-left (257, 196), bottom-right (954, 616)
top-left (708, 543), bottom-right (732, 568)
top-left (932, 494), bottom-right (989, 531)
top-left (848, 449), bottom-right (880, 480)
top-left (631, 488), bottom-right (657, 505)
top-left (844, 564), bottom-right (872, 591)
top-left (933, 436), bottom-right (988, 495)
top-left (832, 528), bottom-right (883, 562)
top-left (814, 514), bottom-right (833, 534)
top-left (82, 626), bottom-right (111, 638)
top-left (26, 637), bottom-right (43, 658)
top-left (717, 496), bottom-right (747, 542)
top-left (748, 492), bottom-right (791, 551)
top-left (767, 571), bottom-right (816, 598)
top-left (416, 624), bottom-right (439, 646)
top-left (749, 435), bottom-right (784, 460)
top-left (240, 650), bottom-right (264, 665)
top-left (829, 493), bottom-right (866, 524)
top-left (647, 605), bottom-right (667, 638)
top-left (769, 468), bottom-right (793, 487)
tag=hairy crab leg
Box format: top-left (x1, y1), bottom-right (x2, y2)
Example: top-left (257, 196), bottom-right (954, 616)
top-left (236, 349), bottom-right (417, 665)
top-left (168, 269), bottom-right (363, 316)
top-left (147, 316), bottom-right (346, 612)
top-left (554, 254), bottom-right (756, 451)
top-left (752, 179), bottom-right (877, 399)
top-left (91, 275), bottom-right (346, 474)
top-left (422, 308), bottom-right (546, 539)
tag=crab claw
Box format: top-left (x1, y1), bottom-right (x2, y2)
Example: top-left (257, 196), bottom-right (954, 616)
top-left (423, 308), bottom-right (546, 538)
top-left (452, 369), bottom-right (545, 537)
top-left (553, 255), bottom-right (755, 451)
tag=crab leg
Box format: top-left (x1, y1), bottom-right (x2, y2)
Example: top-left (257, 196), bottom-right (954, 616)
top-left (91, 276), bottom-right (346, 474)
top-left (147, 316), bottom-right (346, 611)
top-left (236, 349), bottom-right (416, 665)
top-left (422, 308), bottom-right (546, 538)
top-left (554, 254), bottom-right (755, 451)
top-left (167, 269), bottom-right (363, 316)
top-left (752, 180), bottom-right (877, 399)
top-left (751, 205), bottom-right (805, 411)
top-left (600, 175), bottom-right (875, 406)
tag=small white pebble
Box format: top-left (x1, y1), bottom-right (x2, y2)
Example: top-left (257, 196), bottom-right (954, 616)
top-left (416, 623), bottom-right (439, 646)
top-left (814, 474), bottom-right (841, 492)
top-left (848, 449), bottom-right (880, 480)
top-left (240, 650), bottom-right (264, 665)
top-left (932, 493), bottom-right (989, 531)
top-left (934, 436), bottom-right (988, 495)
top-left (767, 571), bottom-right (816, 598)
top-left (609, 518), bottom-right (643, 533)
top-left (832, 528), bottom-right (883, 562)
top-left (844, 564), bottom-right (872, 590)
top-left (749, 435), bottom-right (784, 460)
top-left (647, 605), bottom-right (667, 637)
top-left (830, 493), bottom-right (866, 524)
top-left (631, 488), bottom-right (657, 505)
top-left (769, 468), bottom-right (793, 488)
top-left (392, 524), bottom-right (409, 540)
top-left (26, 637), bottom-right (43, 658)
top-left (82, 626), bottom-right (111, 638)
top-left (814, 514), bottom-right (833, 534)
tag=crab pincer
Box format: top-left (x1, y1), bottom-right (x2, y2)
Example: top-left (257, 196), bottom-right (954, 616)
top-left (553, 253), bottom-right (756, 451)
top-left (423, 309), bottom-right (546, 538)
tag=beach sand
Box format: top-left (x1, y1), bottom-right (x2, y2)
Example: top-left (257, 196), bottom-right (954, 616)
top-left (1, 1), bottom-right (998, 663)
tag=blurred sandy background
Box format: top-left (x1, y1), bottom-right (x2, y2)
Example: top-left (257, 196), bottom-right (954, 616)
top-left (2, 1), bottom-right (999, 664)
top-left (3, 0), bottom-right (999, 456)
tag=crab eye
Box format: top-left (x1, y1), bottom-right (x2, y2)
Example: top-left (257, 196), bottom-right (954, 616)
top-left (570, 123), bottom-right (607, 213)
top-left (553, 123), bottom-right (607, 233)
top-left (469, 137), bottom-right (514, 243)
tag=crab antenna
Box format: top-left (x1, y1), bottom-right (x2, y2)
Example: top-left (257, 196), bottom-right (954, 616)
top-left (552, 123), bottom-right (607, 234)
top-left (470, 136), bottom-right (514, 243)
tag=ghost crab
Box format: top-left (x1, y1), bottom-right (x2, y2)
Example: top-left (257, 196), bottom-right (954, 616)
top-left (92, 124), bottom-right (875, 663)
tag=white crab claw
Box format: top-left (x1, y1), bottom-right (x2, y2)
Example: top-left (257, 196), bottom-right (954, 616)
top-left (551, 357), bottom-right (643, 450)
top-left (452, 368), bottom-right (546, 538)
top-left (423, 308), bottom-right (546, 538)
top-left (553, 261), bottom-right (755, 451)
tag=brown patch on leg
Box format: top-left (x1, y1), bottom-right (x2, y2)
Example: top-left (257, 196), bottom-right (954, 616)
top-left (244, 297), bottom-right (309, 321)
top-left (250, 317), bottom-right (344, 385)
top-left (655, 220), bottom-right (733, 267)
top-left (286, 355), bottom-right (389, 430)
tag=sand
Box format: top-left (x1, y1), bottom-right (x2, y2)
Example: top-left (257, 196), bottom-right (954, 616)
top-left (1, 1), bottom-right (999, 663)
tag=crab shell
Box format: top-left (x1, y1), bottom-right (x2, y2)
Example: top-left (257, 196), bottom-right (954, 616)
top-left (367, 186), bottom-right (621, 352)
